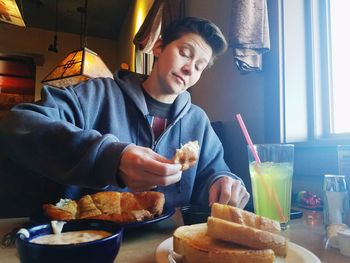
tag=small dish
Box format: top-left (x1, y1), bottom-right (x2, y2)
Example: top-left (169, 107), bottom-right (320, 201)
top-left (180, 205), bottom-right (211, 225)
top-left (16, 219), bottom-right (123, 263)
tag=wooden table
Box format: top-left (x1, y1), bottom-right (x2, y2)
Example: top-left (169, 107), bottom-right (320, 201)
top-left (280, 209), bottom-right (347, 263)
top-left (0, 208), bottom-right (348, 262)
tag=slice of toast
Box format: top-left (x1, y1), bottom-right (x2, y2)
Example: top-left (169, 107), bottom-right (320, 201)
top-left (173, 223), bottom-right (275, 263)
top-left (211, 203), bottom-right (281, 234)
top-left (207, 216), bottom-right (287, 257)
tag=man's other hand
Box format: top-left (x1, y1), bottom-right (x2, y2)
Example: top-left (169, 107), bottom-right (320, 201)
top-left (209, 176), bottom-right (250, 208)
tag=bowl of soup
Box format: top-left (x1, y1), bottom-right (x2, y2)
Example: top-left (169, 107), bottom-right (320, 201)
top-left (16, 219), bottom-right (123, 263)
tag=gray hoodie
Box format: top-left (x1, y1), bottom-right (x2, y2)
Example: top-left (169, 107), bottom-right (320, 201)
top-left (0, 70), bottom-right (241, 215)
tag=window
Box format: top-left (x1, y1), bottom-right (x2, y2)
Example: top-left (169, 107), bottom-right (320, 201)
top-left (265, 0), bottom-right (350, 144)
top-left (135, 50), bottom-right (154, 75)
top-left (328, 1), bottom-right (350, 134)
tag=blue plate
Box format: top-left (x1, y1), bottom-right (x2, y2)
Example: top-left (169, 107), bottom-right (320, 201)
top-left (123, 205), bottom-right (176, 229)
top-left (28, 205), bottom-right (176, 231)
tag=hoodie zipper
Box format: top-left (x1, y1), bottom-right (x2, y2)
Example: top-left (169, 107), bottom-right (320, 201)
top-left (145, 116), bottom-right (183, 194)
top-left (145, 115), bottom-right (176, 151)
top-left (153, 122), bottom-right (176, 149)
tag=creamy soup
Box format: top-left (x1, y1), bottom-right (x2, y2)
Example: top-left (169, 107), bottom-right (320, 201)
top-left (30, 230), bottom-right (111, 245)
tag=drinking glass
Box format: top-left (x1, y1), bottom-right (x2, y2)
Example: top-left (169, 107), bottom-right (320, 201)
top-left (248, 144), bottom-right (294, 230)
top-left (323, 174), bottom-right (350, 226)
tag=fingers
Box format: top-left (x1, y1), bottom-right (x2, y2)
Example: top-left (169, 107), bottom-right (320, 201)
top-left (209, 177), bottom-right (250, 208)
top-left (218, 180), bottom-right (232, 204)
top-left (209, 183), bottom-right (220, 207)
top-left (122, 145), bottom-right (182, 175)
top-left (119, 145), bottom-right (182, 191)
top-left (144, 157), bottom-right (182, 176)
top-left (209, 177), bottom-right (231, 206)
top-left (226, 179), bottom-right (250, 208)
top-left (134, 170), bottom-right (182, 188)
top-left (226, 179), bottom-right (244, 207)
top-left (227, 181), bottom-right (250, 208)
top-left (120, 169), bottom-right (181, 191)
top-left (237, 188), bottom-right (250, 209)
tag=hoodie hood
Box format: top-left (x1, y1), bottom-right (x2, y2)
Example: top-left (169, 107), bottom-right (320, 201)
top-left (113, 69), bottom-right (192, 122)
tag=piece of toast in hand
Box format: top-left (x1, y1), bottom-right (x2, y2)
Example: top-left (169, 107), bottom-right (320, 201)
top-left (173, 140), bottom-right (200, 170)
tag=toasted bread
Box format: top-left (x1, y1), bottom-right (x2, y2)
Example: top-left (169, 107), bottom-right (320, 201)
top-left (173, 140), bottom-right (200, 171)
top-left (77, 194), bottom-right (102, 219)
top-left (42, 199), bottom-right (77, 221)
top-left (130, 191), bottom-right (165, 216)
top-left (91, 191), bottom-right (121, 214)
top-left (89, 210), bottom-right (152, 222)
top-left (43, 191), bottom-right (165, 224)
top-left (211, 203), bottom-right (281, 234)
top-left (173, 223), bottom-right (275, 263)
top-left (42, 204), bottom-right (75, 221)
top-left (207, 216), bottom-right (287, 257)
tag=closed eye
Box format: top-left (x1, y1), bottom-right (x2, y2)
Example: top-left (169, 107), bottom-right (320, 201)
top-left (179, 48), bottom-right (191, 58)
top-left (195, 63), bottom-right (205, 72)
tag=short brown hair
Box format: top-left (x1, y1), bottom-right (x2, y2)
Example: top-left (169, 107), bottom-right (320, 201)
top-left (161, 17), bottom-right (228, 67)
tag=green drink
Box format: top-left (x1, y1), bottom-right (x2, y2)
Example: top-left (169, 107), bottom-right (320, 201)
top-left (249, 162), bottom-right (293, 227)
top-left (248, 144), bottom-right (294, 230)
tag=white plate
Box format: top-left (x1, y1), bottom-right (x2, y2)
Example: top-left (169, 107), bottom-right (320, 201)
top-left (155, 237), bottom-right (321, 263)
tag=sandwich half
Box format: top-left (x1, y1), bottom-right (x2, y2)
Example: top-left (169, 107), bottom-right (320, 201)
top-left (173, 223), bottom-right (275, 263)
top-left (207, 216), bottom-right (287, 257)
top-left (211, 203), bottom-right (281, 234)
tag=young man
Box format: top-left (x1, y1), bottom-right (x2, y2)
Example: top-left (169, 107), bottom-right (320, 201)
top-left (0, 17), bottom-right (249, 215)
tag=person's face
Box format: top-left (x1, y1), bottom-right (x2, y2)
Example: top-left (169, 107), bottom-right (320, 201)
top-left (152, 33), bottom-right (213, 97)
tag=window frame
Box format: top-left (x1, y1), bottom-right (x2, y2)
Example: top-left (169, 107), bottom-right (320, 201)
top-left (265, 0), bottom-right (350, 146)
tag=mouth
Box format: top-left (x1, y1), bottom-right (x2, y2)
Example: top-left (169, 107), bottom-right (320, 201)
top-left (173, 73), bottom-right (185, 86)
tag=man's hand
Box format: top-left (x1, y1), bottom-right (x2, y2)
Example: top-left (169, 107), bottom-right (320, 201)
top-left (209, 176), bottom-right (250, 208)
top-left (119, 145), bottom-right (182, 192)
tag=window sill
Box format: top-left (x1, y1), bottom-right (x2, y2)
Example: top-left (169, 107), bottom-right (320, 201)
top-left (289, 136), bottom-right (350, 149)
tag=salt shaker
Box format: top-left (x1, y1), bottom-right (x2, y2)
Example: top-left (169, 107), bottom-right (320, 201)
top-left (323, 174), bottom-right (350, 226)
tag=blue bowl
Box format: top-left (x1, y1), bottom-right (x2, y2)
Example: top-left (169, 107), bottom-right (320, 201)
top-left (16, 219), bottom-right (123, 263)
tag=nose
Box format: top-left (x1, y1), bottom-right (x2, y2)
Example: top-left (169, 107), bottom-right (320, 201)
top-left (181, 61), bottom-right (195, 75)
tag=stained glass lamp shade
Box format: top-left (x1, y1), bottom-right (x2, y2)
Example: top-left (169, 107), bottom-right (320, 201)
top-left (41, 47), bottom-right (113, 88)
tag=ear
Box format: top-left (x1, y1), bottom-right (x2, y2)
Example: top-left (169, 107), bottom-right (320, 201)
top-left (152, 38), bottom-right (163, 58)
